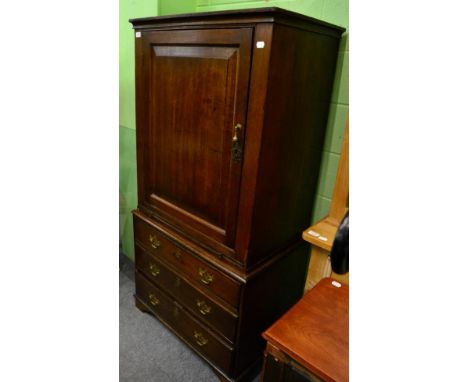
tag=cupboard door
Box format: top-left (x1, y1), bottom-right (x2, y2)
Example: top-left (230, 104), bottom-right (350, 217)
top-left (135, 28), bottom-right (252, 253)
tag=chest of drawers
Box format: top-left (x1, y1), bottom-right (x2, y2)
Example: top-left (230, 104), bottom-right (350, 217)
top-left (130, 7), bottom-right (344, 381)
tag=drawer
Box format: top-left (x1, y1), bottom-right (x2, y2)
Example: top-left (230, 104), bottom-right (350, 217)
top-left (135, 245), bottom-right (238, 342)
top-left (135, 272), bottom-right (234, 374)
top-left (134, 214), bottom-right (242, 307)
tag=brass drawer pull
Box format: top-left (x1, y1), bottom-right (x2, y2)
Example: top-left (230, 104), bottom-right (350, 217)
top-left (173, 250), bottom-right (181, 260)
top-left (149, 293), bottom-right (160, 306)
top-left (196, 300), bottom-right (212, 316)
top-left (149, 263), bottom-right (160, 277)
top-left (198, 268), bottom-right (214, 285)
top-left (149, 234), bottom-right (160, 249)
top-left (194, 331), bottom-right (208, 347)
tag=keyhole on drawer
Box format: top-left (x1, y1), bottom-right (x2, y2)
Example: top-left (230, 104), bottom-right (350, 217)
top-left (173, 250), bottom-right (181, 260)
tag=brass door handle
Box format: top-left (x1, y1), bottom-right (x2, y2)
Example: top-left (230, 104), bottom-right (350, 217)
top-left (149, 293), bottom-right (159, 306)
top-left (149, 263), bottom-right (160, 277)
top-left (232, 123), bottom-right (243, 163)
top-left (198, 268), bottom-right (214, 285)
top-left (196, 300), bottom-right (212, 316)
top-left (232, 123), bottom-right (242, 142)
top-left (194, 331), bottom-right (208, 347)
top-left (149, 234), bottom-right (160, 249)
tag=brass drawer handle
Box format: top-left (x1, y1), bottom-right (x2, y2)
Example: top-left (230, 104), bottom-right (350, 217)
top-left (149, 263), bottom-right (160, 277)
top-left (173, 250), bottom-right (181, 260)
top-left (194, 331), bottom-right (208, 347)
top-left (198, 268), bottom-right (214, 285)
top-left (196, 300), bottom-right (212, 316)
top-left (149, 293), bottom-right (159, 306)
top-left (149, 234), bottom-right (160, 249)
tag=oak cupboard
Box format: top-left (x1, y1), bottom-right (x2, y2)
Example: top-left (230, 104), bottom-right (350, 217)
top-left (130, 7), bottom-right (344, 381)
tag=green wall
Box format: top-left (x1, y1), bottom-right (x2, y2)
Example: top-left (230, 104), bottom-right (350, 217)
top-left (120, 0), bottom-right (159, 260)
top-left (159, 0), bottom-right (197, 15)
top-left (119, 0), bottom-right (349, 260)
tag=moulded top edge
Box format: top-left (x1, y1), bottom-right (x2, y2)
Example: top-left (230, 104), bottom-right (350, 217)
top-left (129, 7), bottom-right (346, 35)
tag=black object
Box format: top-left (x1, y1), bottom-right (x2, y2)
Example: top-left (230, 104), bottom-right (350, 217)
top-left (330, 212), bottom-right (349, 274)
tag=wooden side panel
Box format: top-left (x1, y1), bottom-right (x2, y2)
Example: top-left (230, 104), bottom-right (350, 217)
top-left (246, 24), bottom-right (341, 268)
top-left (233, 243), bottom-right (310, 377)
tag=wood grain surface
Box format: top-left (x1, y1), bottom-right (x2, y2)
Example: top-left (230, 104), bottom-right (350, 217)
top-left (130, 8), bottom-right (344, 381)
top-left (263, 278), bottom-right (348, 382)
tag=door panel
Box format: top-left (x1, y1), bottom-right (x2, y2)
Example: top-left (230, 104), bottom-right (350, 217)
top-left (136, 28), bottom-right (252, 254)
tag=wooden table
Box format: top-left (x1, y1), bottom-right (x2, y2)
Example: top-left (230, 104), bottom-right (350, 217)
top-left (261, 278), bottom-right (349, 382)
